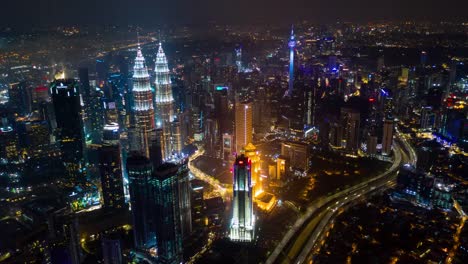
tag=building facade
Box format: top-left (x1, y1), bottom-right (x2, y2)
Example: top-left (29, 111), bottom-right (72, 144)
top-left (230, 155), bottom-right (255, 242)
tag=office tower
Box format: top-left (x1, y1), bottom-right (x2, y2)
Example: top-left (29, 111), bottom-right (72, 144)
top-left (0, 119), bottom-right (19, 162)
top-left (66, 217), bottom-right (82, 264)
top-left (101, 236), bottom-right (123, 264)
top-left (214, 87), bottom-right (230, 135)
top-left (99, 143), bottom-right (125, 210)
top-left (8, 81), bottom-right (32, 115)
top-left (276, 156), bottom-right (288, 181)
top-left (149, 129), bottom-right (163, 168)
top-left (80, 67), bottom-right (104, 144)
top-left (127, 154), bottom-right (156, 249)
top-left (382, 119), bottom-right (394, 155)
top-left (50, 79), bottom-right (84, 181)
top-left (341, 107), bottom-right (360, 153)
top-left (191, 179), bottom-right (205, 230)
top-left (420, 51), bottom-right (427, 66)
top-left (420, 106), bottom-right (435, 130)
top-left (33, 86), bottom-right (50, 104)
top-left (222, 133), bottom-right (234, 160)
top-left (154, 43), bottom-right (175, 160)
top-left (235, 45), bottom-right (242, 73)
top-left (288, 26), bottom-right (296, 96)
top-left (367, 134), bottom-right (378, 156)
top-left (330, 122), bottom-right (343, 147)
top-left (230, 155), bottom-right (255, 242)
top-left (132, 45), bottom-right (155, 156)
top-left (281, 141), bottom-right (310, 171)
top-left (377, 56), bottom-right (385, 72)
top-left (235, 101), bottom-right (253, 154)
top-left (105, 101), bottom-right (119, 124)
top-left (103, 123), bottom-right (120, 144)
top-left (17, 119), bottom-right (50, 160)
top-left (243, 143), bottom-right (261, 194)
top-left (153, 163), bottom-right (183, 264)
top-left (177, 161), bottom-right (192, 238)
top-left (170, 119), bottom-right (183, 156)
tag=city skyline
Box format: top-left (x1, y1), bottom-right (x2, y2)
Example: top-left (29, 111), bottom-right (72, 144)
top-left (1, 0), bottom-right (467, 29)
top-left (0, 13), bottom-right (467, 264)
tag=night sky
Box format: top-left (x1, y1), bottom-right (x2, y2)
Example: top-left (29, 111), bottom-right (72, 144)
top-left (1, 0), bottom-right (467, 27)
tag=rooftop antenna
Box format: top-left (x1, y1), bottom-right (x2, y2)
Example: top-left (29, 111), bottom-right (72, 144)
top-left (158, 30), bottom-right (162, 45)
top-left (137, 30), bottom-right (141, 48)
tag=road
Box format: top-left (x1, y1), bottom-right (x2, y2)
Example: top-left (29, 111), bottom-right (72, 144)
top-left (188, 148), bottom-right (228, 198)
top-left (267, 134), bottom-right (416, 264)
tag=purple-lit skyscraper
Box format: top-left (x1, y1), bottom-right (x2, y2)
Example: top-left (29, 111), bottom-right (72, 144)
top-left (288, 26), bottom-right (296, 96)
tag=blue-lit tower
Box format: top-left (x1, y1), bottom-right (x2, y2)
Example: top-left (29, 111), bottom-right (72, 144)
top-left (235, 45), bottom-right (242, 73)
top-left (288, 26), bottom-right (296, 96)
top-left (229, 154), bottom-right (255, 242)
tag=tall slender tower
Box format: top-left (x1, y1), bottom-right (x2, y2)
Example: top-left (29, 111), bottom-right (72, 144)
top-left (235, 101), bottom-right (253, 154)
top-left (132, 45), bottom-right (155, 156)
top-left (235, 45), bottom-right (242, 73)
top-left (288, 26), bottom-right (296, 96)
top-left (50, 79), bottom-right (84, 182)
top-left (230, 154), bottom-right (255, 242)
top-left (154, 43), bottom-right (175, 160)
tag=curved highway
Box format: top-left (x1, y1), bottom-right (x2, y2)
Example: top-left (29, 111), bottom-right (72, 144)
top-left (267, 133), bottom-right (416, 264)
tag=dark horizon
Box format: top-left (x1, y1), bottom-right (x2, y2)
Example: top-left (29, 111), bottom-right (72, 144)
top-left (1, 0), bottom-right (467, 29)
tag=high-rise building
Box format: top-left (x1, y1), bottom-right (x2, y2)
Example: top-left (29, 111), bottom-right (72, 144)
top-left (382, 119), bottom-right (394, 155)
top-left (170, 119), bottom-right (183, 155)
top-left (8, 81), bottom-right (32, 115)
top-left (235, 101), bottom-right (253, 154)
top-left (281, 141), bottom-right (310, 172)
top-left (243, 143), bottom-right (261, 194)
top-left (80, 67), bottom-right (104, 144)
top-left (0, 119), bottom-right (19, 162)
top-left (191, 179), bottom-right (205, 230)
top-left (127, 154), bottom-right (156, 249)
top-left (99, 143), bottom-right (125, 210)
top-left (50, 79), bottom-right (84, 181)
top-left (222, 133), bottom-right (234, 160)
top-left (288, 26), bottom-right (296, 96)
top-left (235, 45), bottom-right (242, 73)
top-left (420, 106), bottom-right (435, 130)
top-left (101, 236), bottom-right (123, 264)
top-left (230, 154), bottom-right (255, 242)
top-left (153, 163), bottom-right (184, 264)
top-left (177, 160), bottom-right (192, 238)
top-left (341, 107), bottom-right (360, 153)
top-left (132, 45), bottom-right (155, 156)
top-left (154, 43), bottom-right (176, 160)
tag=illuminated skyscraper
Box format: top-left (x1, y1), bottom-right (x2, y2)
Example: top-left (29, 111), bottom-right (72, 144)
top-left (154, 43), bottom-right (176, 160)
top-left (243, 143), bottom-right (261, 194)
top-left (235, 101), bottom-right (253, 154)
top-left (99, 124), bottom-right (125, 211)
top-left (0, 119), bottom-right (19, 162)
top-left (127, 154), bottom-right (156, 249)
top-left (50, 79), bottom-right (84, 182)
top-left (341, 107), bottom-right (360, 153)
top-left (230, 154), bottom-right (255, 242)
top-left (99, 143), bottom-right (125, 211)
top-left (235, 45), bottom-right (242, 73)
top-left (132, 45), bottom-right (155, 156)
top-left (382, 119), bottom-right (394, 155)
top-left (153, 163), bottom-right (184, 264)
top-left (288, 26), bottom-right (296, 96)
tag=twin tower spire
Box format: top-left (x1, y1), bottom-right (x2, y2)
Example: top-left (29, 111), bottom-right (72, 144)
top-left (132, 39), bottom-right (177, 161)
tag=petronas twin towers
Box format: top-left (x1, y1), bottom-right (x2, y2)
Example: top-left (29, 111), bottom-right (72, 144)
top-left (132, 42), bottom-right (181, 160)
